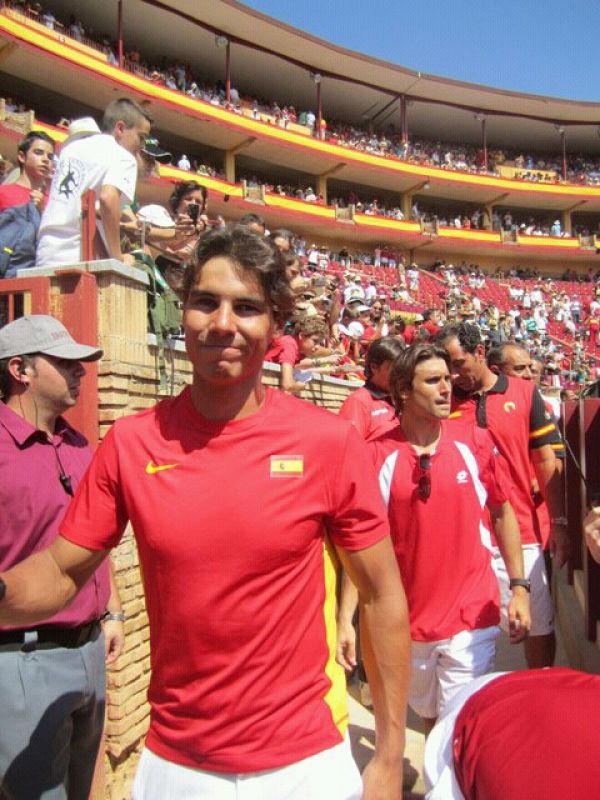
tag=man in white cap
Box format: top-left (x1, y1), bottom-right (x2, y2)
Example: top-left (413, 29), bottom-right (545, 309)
top-left (0, 314), bottom-right (123, 799)
top-left (36, 98), bottom-right (153, 269)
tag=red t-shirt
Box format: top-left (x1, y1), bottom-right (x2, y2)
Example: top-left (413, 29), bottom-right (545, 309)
top-left (422, 320), bottom-right (439, 337)
top-left (372, 422), bottom-right (507, 641)
top-left (264, 334), bottom-right (299, 365)
top-left (59, 387), bottom-right (389, 773)
top-left (454, 668), bottom-right (600, 800)
top-left (403, 324), bottom-right (416, 344)
top-left (338, 384), bottom-right (398, 442)
top-left (0, 183), bottom-right (32, 212)
top-left (449, 373), bottom-right (560, 545)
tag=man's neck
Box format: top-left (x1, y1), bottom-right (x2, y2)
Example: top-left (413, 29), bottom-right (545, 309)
top-left (477, 366), bottom-right (499, 394)
top-left (6, 395), bottom-right (57, 437)
top-left (400, 412), bottom-right (441, 450)
top-left (16, 172), bottom-right (44, 192)
top-left (189, 377), bottom-right (266, 421)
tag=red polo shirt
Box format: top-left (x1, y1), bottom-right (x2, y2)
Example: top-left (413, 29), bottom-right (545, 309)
top-left (0, 402), bottom-right (109, 630)
top-left (60, 387), bottom-right (389, 773)
top-left (372, 422), bottom-right (507, 641)
top-left (338, 383), bottom-right (398, 442)
top-left (449, 373), bottom-right (561, 545)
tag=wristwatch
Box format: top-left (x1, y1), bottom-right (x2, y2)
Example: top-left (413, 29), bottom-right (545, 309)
top-left (509, 578), bottom-right (531, 592)
top-left (102, 610), bottom-right (126, 622)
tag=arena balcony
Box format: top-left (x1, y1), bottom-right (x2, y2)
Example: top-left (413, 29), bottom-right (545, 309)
top-left (0, 0), bottom-right (600, 274)
top-left (1, 2), bottom-right (600, 243)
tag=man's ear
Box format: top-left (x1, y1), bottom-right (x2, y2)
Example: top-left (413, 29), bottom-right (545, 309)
top-left (112, 120), bottom-right (126, 141)
top-left (490, 364), bottom-right (500, 375)
top-left (8, 357), bottom-right (28, 384)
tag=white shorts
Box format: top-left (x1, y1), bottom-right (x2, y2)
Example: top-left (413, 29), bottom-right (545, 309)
top-left (423, 672), bottom-right (507, 800)
top-left (132, 737), bottom-right (362, 800)
top-left (410, 626), bottom-right (498, 719)
top-left (492, 544), bottom-right (554, 636)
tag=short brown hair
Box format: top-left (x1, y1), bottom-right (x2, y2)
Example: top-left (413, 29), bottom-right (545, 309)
top-left (389, 343), bottom-right (449, 412)
top-left (294, 315), bottom-right (328, 339)
top-left (183, 225), bottom-right (294, 324)
top-left (102, 98), bottom-right (152, 132)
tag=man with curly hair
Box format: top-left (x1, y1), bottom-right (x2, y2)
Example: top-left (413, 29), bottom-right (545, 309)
top-left (0, 226), bottom-right (409, 800)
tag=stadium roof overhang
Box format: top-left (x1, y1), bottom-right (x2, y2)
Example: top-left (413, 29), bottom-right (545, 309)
top-left (42, 0), bottom-right (600, 153)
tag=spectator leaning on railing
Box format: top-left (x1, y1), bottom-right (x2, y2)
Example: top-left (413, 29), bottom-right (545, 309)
top-left (36, 98), bottom-right (153, 268)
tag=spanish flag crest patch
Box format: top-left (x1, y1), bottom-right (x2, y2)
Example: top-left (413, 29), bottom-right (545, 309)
top-left (270, 455), bottom-right (304, 478)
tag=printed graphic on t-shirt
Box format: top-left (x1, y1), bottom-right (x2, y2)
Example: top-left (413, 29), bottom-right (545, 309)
top-left (55, 158), bottom-right (83, 199)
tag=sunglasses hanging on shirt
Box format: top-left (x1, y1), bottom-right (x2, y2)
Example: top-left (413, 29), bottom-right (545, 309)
top-left (417, 453), bottom-right (431, 501)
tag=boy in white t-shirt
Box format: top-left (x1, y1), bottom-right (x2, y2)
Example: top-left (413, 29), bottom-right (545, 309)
top-left (36, 98), bottom-right (152, 268)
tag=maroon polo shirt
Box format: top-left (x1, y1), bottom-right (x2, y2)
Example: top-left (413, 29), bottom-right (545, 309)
top-left (0, 402), bottom-right (109, 630)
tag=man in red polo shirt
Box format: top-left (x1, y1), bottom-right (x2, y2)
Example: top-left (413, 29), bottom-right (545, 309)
top-left (0, 227), bottom-right (409, 800)
top-left (436, 323), bottom-right (565, 669)
top-left (487, 342), bottom-right (566, 554)
top-left (338, 343), bottom-right (529, 734)
top-left (338, 335), bottom-right (404, 442)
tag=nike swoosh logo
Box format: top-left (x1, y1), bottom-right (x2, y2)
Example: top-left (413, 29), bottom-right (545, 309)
top-left (145, 461), bottom-right (178, 475)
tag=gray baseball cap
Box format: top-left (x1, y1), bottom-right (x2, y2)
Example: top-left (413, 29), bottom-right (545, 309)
top-left (0, 315), bottom-right (103, 362)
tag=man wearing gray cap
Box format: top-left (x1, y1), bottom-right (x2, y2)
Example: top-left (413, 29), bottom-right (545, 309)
top-left (0, 315), bottom-right (123, 800)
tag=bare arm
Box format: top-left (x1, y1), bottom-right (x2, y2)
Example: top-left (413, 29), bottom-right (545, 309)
top-left (103, 560), bottom-right (125, 664)
top-left (336, 536), bottom-right (410, 800)
top-left (489, 500), bottom-right (530, 642)
top-left (583, 507), bottom-right (600, 564)
top-left (336, 570), bottom-right (358, 671)
top-left (531, 444), bottom-right (568, 566)
top-left (99, 184), bottom-right (127, 262)
top-left (0, 537), bottom-right (108, 627)
top-left (279, 362), bottom-right (304, 394)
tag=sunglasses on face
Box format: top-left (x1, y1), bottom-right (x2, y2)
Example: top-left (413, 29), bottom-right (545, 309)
top-left (417, 453), bottom-right (431, 501)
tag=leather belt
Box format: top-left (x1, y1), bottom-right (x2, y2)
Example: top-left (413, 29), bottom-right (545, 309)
top-left (0, 620), bottom-right (100, 652)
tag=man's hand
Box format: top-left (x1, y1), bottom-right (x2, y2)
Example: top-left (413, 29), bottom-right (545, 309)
top-left (335, 618), bottom-right (357, 672)
top-left (507, 590), bottom-right (531, 643)
top-left (361, 755), bottom-right (403, 800)
top-left (103, 619), bottom-right (125, 664)
top-left (30, 188), bottom-right (44, 207)
top-left (583, 507), bottom-right (600, 564)
top-left (549, 521), bottom-right (570, 568)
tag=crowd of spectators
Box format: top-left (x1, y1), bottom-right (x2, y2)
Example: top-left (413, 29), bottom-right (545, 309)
top-left (5, 0), bottom-right (600, 190)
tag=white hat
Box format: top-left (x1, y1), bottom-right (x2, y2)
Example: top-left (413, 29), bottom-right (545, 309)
top-left (63, 116), bottom-right (101, 147)
top-left (137, 204), bottom-right (175, 228)
top-left (0, 315), bottom-right (102, 361)
top-left (347, 321), bottom-right (364, 338)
